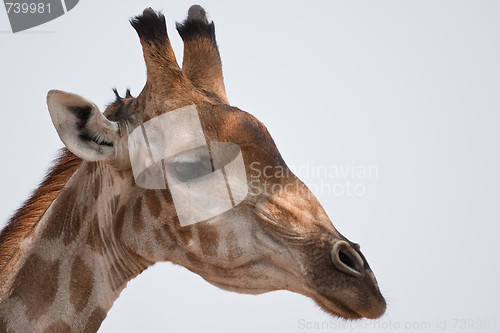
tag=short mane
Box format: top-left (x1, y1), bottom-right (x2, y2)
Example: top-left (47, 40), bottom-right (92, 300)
top-left (0, 149), bottom-right (81, 272)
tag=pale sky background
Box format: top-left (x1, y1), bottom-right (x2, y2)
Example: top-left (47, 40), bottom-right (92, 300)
top-left (1, 1), bottom-right (499, 332)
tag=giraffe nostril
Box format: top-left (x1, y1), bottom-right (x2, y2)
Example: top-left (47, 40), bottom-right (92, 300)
top-left (339, 249), bottom-right (357, 271)
top-left (332, 241), bottom-right (364, 276)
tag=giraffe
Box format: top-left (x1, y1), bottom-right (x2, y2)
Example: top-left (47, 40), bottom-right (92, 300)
top-left (0, 6), bottom-right (386, 332)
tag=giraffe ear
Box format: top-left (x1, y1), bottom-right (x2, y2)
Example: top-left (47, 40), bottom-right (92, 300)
top-left (47, 90), bottom-right (120, 161)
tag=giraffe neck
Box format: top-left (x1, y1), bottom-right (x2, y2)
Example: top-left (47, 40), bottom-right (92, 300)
top-left (0, 161), bottom-right (150, 333)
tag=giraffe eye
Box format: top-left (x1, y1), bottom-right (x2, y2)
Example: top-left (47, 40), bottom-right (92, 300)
top-left (172, 162), bottom-right (203, 181)
top-left (168, 152), bottom-right (212, 182)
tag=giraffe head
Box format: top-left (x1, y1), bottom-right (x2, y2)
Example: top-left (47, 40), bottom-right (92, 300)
top-left (46, 7), bottom-right (385, 319)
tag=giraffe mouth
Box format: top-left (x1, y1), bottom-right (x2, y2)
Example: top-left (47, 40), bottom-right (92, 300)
top-left (304, 269), bottom-right (386, 320)
top-left (311, 293), bottom-right (363, 319)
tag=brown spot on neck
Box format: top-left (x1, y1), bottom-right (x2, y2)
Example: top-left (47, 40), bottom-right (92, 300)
top-left (43, 320), bottom-right (70, 333)
top-left (178, 225), bottom-right (193, 245)
top-left (196, 223), bottom-right (219, 256)
top-left (83, 307), bottom-right (107, 333)
top-left (92, 173), bottom-right (102, 200)
top-left (41, 187), bottom-right (82, 246)
top-left (70, 256), bottom-right (94, 313)
top-left (113, 206), bottom-right (127, 239)
top-left (11, 254), bottom-right (60, 320)
top-left (132, 198), bottom-right (144, 233)
top-left (87, 214), bottom-right (105, 254)
top-left (144, 190), bottom-right (162, 218)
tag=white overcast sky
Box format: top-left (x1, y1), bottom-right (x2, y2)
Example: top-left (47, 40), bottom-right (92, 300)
top-left (1, 1), bottom-right (499, 332)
